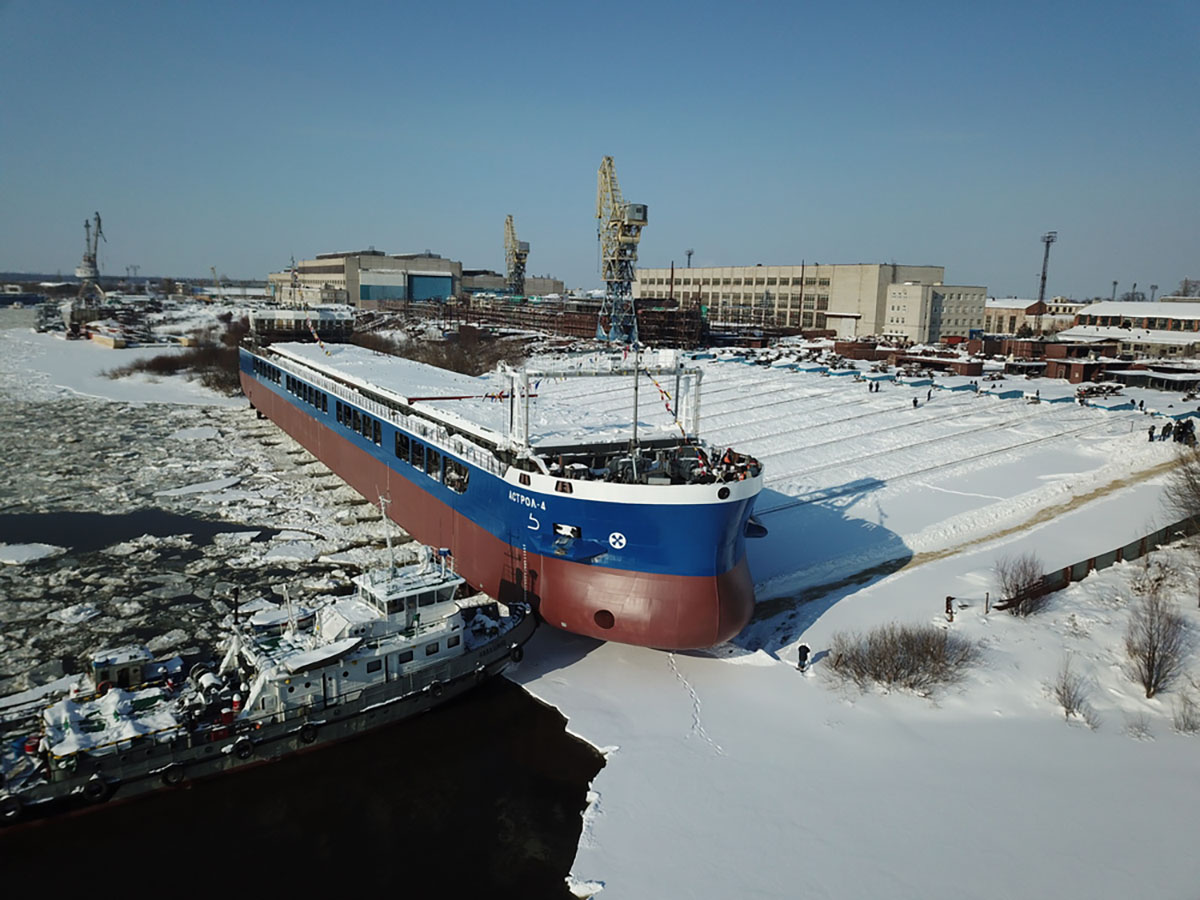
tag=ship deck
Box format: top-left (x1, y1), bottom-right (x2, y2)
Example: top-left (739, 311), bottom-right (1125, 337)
top-left (265, 342), bottom-right (687, 452)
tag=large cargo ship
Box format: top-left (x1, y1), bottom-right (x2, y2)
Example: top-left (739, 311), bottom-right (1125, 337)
top-left (238, 339), bottom-right (764, 649)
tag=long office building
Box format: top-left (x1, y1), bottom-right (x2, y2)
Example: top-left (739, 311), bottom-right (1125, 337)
top-left (634, 262), bottom-right (985, 342)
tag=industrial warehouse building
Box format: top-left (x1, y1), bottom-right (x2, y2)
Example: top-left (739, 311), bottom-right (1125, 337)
top-left (268, 250), bottom-right (462, 308)
top-left (634, 263), bottom-right (985, 343)
top-left (984, 297), bottom-right (1087, 335)
top-left (1056, 301), bottom-right (1200, 358)
top-left (461, 270), bottom-right (566, 297)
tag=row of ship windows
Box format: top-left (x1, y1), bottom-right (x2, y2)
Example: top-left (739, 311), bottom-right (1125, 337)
top-left (268, 635), bottom-right (464, 708)
top-left (331, 399), bottom-right (471, 495)
top-left (288, 375), bottom-right (329, 413)
top-left (253, 358), bottom-right (282, 385)
top-left (395, 432), bottom-right (471, 493)
top-left (641, 292), bottom-right (830, 307)
top-left (642, 276), bottom-right (831, 287)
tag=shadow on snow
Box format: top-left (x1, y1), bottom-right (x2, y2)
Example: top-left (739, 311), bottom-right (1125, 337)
top-left (735, 479), bottom-right (913, 654)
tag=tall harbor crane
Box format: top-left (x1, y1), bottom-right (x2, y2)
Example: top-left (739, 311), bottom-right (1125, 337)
top-left (210, 266), bottom-right (225, 303)
top-left (74, 211), bottom-right (105, 281)
top-left (504, 214), bottom-right (529, 297)
top-left (596, 156), bottom-right (647, 343)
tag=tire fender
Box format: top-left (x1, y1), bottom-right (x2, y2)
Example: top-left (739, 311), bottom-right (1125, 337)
top-left (83, 777), bottom-right (110, 803)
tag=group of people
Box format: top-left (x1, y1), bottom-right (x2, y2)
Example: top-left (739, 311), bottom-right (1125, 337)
top-left (1149, 419), bottom-right (1197, 446)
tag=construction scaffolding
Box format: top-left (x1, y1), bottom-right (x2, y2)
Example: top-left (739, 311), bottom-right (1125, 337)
top-left (359, 295), bottom-right (806, 348)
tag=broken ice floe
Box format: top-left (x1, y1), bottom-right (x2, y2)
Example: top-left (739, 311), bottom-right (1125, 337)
top-left (168, 426), bottom-right (219, 441)
top-left (154, 475), bottom-right (242, 497)
top-left (0, 543), bottom-right (66, 565)
top-left (47, 603), bottom-right (102, 625)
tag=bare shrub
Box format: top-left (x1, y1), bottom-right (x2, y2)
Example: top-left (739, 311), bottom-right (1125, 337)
top-left (1123, 711), bottom-right (1154, 741)
top-left (1125, 589), bottom-right (1190, 699)
top-left (1172, 689), bottom-right (1200, 734)
top-left (827, 623), bottom-right (979, 694)
top-left (1052, 655), bottom-right (1091, 721)
top-left (1130, 557), bottom-right (1172, 601)
top-left (1163, 445), bottom-right (1200, 530)
top-left (103, 320), bottom-right (245, 394)
top-left (993, 552), bottom-right (1048, 616)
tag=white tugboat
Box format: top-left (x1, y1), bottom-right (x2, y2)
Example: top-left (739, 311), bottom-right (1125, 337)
top-left (0, 545), bottom-right (535, 825)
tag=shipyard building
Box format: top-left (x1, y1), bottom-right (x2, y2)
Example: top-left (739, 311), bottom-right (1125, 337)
top-left (268, 250), bottom-right (462, 308)
top-left (634, 263), bottom-right (985, 343)
top-left (461, 270), bottom-right (566, 296)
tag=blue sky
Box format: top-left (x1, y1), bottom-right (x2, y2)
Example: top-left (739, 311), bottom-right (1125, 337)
top-left (1, 0), bottom-right (1196, 298)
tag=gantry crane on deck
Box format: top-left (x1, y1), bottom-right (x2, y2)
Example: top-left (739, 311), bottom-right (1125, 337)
top-left (596, 156), bottom-right (646, 343)
top-left (504, 214), bottom-right (529, 297)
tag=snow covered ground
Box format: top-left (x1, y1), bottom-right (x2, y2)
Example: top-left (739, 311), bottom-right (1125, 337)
top-left (4, 310), bottom-right (1200, 898)
top-left (507, 352), bottom-right (1200, 898)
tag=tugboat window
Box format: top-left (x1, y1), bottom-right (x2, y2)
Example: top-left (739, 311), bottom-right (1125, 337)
top-left (418, 591), bottom-right (435, 607)
top-left (447, 635), bottom-right (460, 648)
top-left (397, 650), bottom-right (414, 664)
top-left (366, 660), bottom-right (382, 673)
top-left (425, 642), bottom-right (439, 656)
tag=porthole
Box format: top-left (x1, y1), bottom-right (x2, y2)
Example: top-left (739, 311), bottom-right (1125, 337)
top-left (718, 487), bottom-right (730, 500)
top-left (594, 609), bottom-right (615, 630)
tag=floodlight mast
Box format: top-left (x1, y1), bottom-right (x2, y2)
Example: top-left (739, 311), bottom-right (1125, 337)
top-left (1036, 230), bottom-right (1057, 333)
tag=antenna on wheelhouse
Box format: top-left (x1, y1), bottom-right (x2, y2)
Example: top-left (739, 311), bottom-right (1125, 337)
top-left (378, 493), bottom-right (395, 575)
top-left (282, 586), bottom-right (297, 635)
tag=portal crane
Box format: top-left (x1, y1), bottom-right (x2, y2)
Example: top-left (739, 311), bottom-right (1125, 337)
top-left (210, 266), bottom-right (224, 303)
top-left (74, 211), bottom-right (105, 281)
top-left (504, 214), bottom-right (529, 297)
top-left (596, 156), bottom-right (647, 343)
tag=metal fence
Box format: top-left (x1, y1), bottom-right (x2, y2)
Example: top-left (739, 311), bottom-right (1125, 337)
top-left (1012, 516), bottom-right (1198, 605)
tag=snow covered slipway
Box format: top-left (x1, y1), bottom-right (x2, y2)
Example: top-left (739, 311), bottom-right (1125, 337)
top-left (3, 316), bottom-right (1200, 897)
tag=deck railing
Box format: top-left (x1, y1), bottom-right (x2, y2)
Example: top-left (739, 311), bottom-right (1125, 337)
top-left (261, 352), bottom-right (507, 478)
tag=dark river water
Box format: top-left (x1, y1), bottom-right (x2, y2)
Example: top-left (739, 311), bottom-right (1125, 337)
top-left (0, 509), bottom-right (280, 553)
top-left (1, 671), bottom-right (602, 895)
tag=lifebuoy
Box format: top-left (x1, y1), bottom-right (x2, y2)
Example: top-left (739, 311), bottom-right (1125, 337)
top-left (95, 681), bottom-right (112, 696)
top-left (0, 794), bottom-right (22, 822)
top-left (83, 777), bottom-right (110, 803)
top-left (429, 680), bottom-right (443, 698)
top-left (509, 645), bottom-right (524, 664)
top-left (299, 723), bottom-right (318, 744)
top-left (233, 738), bottom-right (254, 760)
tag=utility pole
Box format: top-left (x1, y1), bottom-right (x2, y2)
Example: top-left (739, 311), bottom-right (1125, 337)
top-left (686, 249), bottom-right (693, 268)
top-left (1111, 280), bottom-right (1118, 301)
top-left (1150, 284), bottom-right (1158, 302)
top-left (1132, 282), bottom-right (1138, 303)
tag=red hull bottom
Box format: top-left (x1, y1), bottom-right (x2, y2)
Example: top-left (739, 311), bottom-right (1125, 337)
top-left (242, 376), bottom-right (755, 649)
